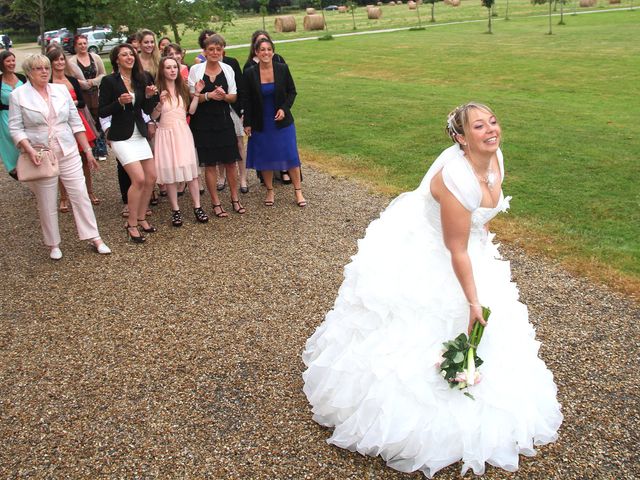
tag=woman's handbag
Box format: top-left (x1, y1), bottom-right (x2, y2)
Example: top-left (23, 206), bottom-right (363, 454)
top-left (16, 146), bottom-right (59, 182)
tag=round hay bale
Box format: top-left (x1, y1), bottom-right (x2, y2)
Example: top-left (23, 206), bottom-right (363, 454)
top-left (408, 0), bottom-right (417, 8)
top-left (368, 6), bottom-right (382, 18)
top-left (338, 5), bottom-right (348, 12)
top-left (445, 0), bottom-right (460, 5)
top-left (389, 0), bottom-right (396, 4)
top-left (366, 4), bottom-right (374, 7)
top-left (274, 15), bottom-right (297, 32)
top-left (303, 14), bottom-right (326, 31)
top-left (417, 0), bottom-right (423, 4)
top-left (377, 1), bottom-right (382, 5)
top-left (306, 7), bottom-right (316, 14)
top-left (579, 0), bottom-right (595, 5)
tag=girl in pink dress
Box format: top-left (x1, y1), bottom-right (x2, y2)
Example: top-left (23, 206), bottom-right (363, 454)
top-left (151, 57), bottom-right (208, 226)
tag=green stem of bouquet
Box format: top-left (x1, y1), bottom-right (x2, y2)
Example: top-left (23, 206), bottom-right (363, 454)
top-left (464, 307), bottom-right (491, 368)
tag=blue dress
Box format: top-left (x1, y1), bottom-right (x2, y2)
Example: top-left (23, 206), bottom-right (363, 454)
top-left (246, 82), bottom-right (300, 171)
top-left (0, 78), bottom-right (23, 172)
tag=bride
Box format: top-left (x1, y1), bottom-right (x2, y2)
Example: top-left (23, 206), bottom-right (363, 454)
top-left (302, 103), bottom-right (562, 478)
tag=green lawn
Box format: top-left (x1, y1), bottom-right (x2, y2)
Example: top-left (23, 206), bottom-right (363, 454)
top-left (265, 9), bottom-right (639, 281)
top-left (176, 0), bottom-right (630, 50)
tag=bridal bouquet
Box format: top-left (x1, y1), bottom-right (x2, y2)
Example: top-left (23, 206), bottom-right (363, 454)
top-left (437, 306), bottom-right (491, 400)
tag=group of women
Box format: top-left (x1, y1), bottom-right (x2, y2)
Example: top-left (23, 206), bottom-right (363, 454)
top-left (1, 28), bottom-right (305, 256)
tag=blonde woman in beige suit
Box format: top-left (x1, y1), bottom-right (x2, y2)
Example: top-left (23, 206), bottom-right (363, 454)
top-left (9, 54), bottom-right (110, 260)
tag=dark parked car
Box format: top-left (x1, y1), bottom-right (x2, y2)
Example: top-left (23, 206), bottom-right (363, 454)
top-left (324, 4), bottom-right (339, 10)
top-left (52, 30), bottom-right (75, 54)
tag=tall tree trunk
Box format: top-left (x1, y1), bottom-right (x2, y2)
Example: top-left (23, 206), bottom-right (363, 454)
top-left (548, 0), bottom-right (553, 34)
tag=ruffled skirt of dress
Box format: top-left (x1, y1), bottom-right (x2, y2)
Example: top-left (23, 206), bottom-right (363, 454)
top-left (302, 190), bottom-right (563, 478)
top-left (155, 110), bottom-right (199, 184)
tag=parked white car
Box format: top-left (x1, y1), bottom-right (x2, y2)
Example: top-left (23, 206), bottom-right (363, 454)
top-left (84, 30), bottom-right (125, 55)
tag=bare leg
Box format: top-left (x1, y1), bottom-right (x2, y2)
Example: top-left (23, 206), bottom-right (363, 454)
top-left (289, 167), bottom-right (306, 207)
top-left (138, 159), bottom-right (157, 227)
top-left (237, 136), bottom-right (247, 191)
top-left (58, 179), bottom-right (69, 212)
top-left (205, 165), bottom-right (227, 217)
top-left (263, 170), bottom-right (274, 206)
top-left (165, 183), bottom-right (179, 211)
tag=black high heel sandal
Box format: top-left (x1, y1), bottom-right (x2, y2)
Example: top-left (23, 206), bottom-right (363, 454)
top-left (138, 219), bottom-right (158, 233)
top-left (171, 210), bottom-right (183, 227)
top-left (294, 188), bottom-right (307, 208)
top-left (194, 207), bottom-right (209, 223)
top-left (125, 224), bottom-right (146, 243)
top-left (264, 187), bottom-right (274, 207)
top-left (231, 200), bottom-right (246, 214)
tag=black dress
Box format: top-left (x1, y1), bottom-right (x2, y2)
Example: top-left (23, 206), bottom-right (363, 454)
top-left (189, 71), bottom-right (240, 166)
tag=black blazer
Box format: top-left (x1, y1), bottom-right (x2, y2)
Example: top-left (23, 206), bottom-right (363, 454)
top-left (0, 73), bottom-right (26, 110)
top-left (98, 71), bottom-right (158, 141)
top-left (243, 62), bottom-right (296, 132)
top-left (49, 75), bottom-right (85, 109)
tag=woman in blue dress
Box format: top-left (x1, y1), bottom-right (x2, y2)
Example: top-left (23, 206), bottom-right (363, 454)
top-left (0, 51), bottom-right (25, 178)
top-left (243, 38), bottom-right (306, 207)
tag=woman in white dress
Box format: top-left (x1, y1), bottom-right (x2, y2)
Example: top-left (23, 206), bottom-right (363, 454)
top-left (303, 103), bottom-right (562, 478)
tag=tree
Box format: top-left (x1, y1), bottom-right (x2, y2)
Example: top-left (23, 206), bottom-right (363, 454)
top-left (531, 0), bottom-right (553, 34)
top-left (347, 0), bottom-right (357, 30)
top-left (424, 0), bottom-right (443, 22)
top-left (258, 0), bottom-right (268, 30)
top-left (11, 0), bottom-right (51, 53)
top-left (97, 0), bottom-right (234, 44)
top-left (481, 0), bottom-right (495, 33)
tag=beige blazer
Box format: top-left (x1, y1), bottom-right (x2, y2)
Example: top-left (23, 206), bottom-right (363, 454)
top-left (8, 82), bottom-right (85, 157)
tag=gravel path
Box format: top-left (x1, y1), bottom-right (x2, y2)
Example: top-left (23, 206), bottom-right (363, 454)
top-left (1, 160), bottom-right (638, 479)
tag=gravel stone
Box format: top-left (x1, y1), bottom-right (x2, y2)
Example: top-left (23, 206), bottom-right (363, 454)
top-left (1, 160), bottom-right (638, 478)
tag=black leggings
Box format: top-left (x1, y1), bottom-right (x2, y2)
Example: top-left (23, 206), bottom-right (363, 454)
top-left (117, 160), bottom-right (131, 204)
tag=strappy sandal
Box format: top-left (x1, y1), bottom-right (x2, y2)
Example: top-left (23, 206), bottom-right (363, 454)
top-left (294, 188), bottom-right (307, 208)
top-left (171, 210), bottom-right (183, 227)
top-left (231, 200), bottom-right (246, 214)
top-left (212, 204), bottom-right (228, 218)
top-left (88, 192), bottom-right (100, 205)
top-left (150, 190), bottom-right (159, 206)
top-left (264, 188), bottom-right (274, 207)
top-left (125, 224), bottom-right (145, 243)
top-left (194, 207), bottom-right (209, 223)
top-left (138, 219), bottom-right (158, 233)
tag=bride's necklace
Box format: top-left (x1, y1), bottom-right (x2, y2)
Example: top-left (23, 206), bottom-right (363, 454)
top-left (467, 158), bottom-right (496, 191)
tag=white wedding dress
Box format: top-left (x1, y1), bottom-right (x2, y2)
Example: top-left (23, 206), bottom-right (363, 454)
top-left (302, 144), bottom-right (562, 478)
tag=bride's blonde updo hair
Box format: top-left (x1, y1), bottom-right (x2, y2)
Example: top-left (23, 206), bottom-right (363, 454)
top-left (446, 102), bottom-right (496, 145)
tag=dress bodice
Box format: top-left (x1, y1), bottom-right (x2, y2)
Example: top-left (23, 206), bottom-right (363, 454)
top-left (158, 96), bottom-right (187, 128)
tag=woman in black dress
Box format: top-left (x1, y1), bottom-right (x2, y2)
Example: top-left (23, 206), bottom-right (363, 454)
top-left (188, 34), bottom-right (244, 217)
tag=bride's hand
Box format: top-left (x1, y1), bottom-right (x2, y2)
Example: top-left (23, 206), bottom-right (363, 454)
top-left (468, 304), bottom-right (486, 335)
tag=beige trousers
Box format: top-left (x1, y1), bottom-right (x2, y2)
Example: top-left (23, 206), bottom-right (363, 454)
top-left (28, 145), bottom-right (99, 247)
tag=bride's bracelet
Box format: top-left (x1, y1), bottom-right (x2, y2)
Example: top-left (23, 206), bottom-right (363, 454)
top-left (468, 302), bottom-right (481, 307)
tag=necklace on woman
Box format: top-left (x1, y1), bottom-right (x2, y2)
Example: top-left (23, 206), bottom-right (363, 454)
top-left (467, 158), bottom-right (496, 191)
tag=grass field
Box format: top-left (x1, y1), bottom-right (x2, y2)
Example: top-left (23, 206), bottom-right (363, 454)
top-left (175, 0), bottom-right (632, 49)
top-left (243, 9), bottom-right (638, 293)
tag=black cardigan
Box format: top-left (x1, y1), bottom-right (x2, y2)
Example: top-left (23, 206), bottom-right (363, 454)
top-left (98, 71), bottom-right (158, 141)
top-left (49, 75), bottom-right (85, 109)
top-left (243, 62), bottom-right (296, 132)
top-left (0, 73), bottom-right (27, 110)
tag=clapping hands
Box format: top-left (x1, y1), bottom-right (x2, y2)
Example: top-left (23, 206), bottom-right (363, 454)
top-left (145, 84), bottom-right (159, 98)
